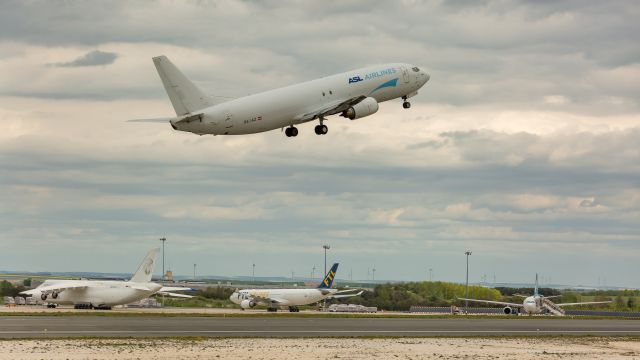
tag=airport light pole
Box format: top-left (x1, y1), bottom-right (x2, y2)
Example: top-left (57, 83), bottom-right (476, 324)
top-left (322, 244), bottom-right (330, 311)
top-left (323, 245), bottom-right (330, 276)
top-left (312, 265), bottom-right (316, 280)
top-left (159, 237), bottom-right (167, 308)
top-left (252, 263), bottom-right (255, 283)
top-left (465, 251), bottom-right (472, 311)
top-left (193, 263), bottom-right (196, 281)
top-left (372, 266), bottom-right (376, 282)
top-left (159, 237), bottom-right (166, 282)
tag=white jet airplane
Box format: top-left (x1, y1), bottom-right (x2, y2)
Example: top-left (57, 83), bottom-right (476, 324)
top-left (130, 56), bottom-right (430, 137)
top-left (230, 263), bottom-right (362, 312)
top-left (21, 248), bottom-right (192, 309)
top-left (458, 274), bottom-right (612, 316)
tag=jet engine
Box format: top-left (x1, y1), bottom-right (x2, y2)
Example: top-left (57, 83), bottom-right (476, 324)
top-left (240, 299), bottom-right (256, 309)
top-left (342, 97), bottom-right (379, 120)
top-left (503, 306), bottom-right (513, 314)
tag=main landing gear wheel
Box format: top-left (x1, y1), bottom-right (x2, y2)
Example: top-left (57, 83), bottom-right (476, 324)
top-left (314, 124), bottom-right (328, 135)
top-left (267, 307), bottom-right (278, 312)
top-left (285, 126), bottom-right (299, 137)
top-left (402, 96), bottom-right (411, 109)
top-left (288, 306), bottom-right (300, 312)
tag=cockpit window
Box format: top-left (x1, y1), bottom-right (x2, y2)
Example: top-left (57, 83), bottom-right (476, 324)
top-left (412, 67), bottom-right (420, 72)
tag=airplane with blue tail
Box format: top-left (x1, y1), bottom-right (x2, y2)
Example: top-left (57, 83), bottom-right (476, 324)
top-left (230, 263), bottom-right (362, 312)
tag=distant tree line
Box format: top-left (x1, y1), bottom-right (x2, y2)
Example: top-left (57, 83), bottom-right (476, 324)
top-left (333, 282), bottom-right (640, 312)
top-left (0, 280), bottom-right (27, 297)
top-left (334, 281), bottom-right (501, 311)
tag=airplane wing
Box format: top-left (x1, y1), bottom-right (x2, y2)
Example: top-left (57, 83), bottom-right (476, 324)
top-left (157, 292), bottom-right (193, 298)
top-left (250, 295), bottom-right (286, 305)
top-left (293, 96), bottom-right (367, 123)
top-left (20, 282), bottom-right (88, 296)
top-left (556, 301), bottom-right (612, 307)
top-left (457, 298), bottom-right (524, 308)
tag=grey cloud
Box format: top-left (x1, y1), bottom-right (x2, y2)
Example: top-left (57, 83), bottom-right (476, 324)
top-left (52, 50), bottom-right (118, 67)
top-left (0, 1), bottom-right (638, 112)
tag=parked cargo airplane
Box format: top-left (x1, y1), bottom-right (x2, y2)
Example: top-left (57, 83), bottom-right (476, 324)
top-left (230, 263), bottom-right (362, 312)
top-left (458, 274), bottom-right (612, 316)
top-left (21, 248), bottom-right (192, 309)
top-left (130, 56), bottom-right (430, 137)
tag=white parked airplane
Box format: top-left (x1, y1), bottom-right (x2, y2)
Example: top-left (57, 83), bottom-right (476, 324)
top-left (458, 274), bottom-right (612, 316)
top-left (230, 263), bottom-right (362, 312)
top-left (21, 248), bottom-right (192, 309)
top-left (130, 56), bottom-right (430, 137)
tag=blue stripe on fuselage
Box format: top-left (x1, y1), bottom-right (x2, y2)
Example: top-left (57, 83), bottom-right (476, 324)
top-left (369, 77), bottom-right (399, 94)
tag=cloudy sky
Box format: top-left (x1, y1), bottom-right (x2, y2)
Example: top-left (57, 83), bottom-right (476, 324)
top-left (1, 0), bottom-right (638, 287)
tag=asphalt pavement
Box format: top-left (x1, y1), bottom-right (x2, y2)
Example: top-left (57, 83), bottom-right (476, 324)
top-left (1, 316), bottom-right (639, 338)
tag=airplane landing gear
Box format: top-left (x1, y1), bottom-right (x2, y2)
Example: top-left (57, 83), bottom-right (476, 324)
top-left (315, 117), bottom-right (328, 135)
top-left (314, 124), bottom-right (328, 135)
top-left (46, 304), bottom-right (57, 308)
top-left (285, 126), bottom-right (298, 137)
top-left (402, 96), bottom-right (411, 109)
top-left (267, 307), bottom-right (278, 312)
top-left (288, 306), bottom-right (300, 312)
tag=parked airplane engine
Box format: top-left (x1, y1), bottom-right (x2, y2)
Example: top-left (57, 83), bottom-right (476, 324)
top-left (503, 306), bottom-right (513, 314)
top-left (240, 299), bottom-right (256, 309)
top-left (343, 97), bottom-right (379, 120)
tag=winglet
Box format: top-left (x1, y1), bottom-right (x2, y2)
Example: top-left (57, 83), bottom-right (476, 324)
top-left (318, 263), bottom-right (339, 289)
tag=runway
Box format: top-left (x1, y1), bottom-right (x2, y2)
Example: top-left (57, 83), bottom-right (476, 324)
top-left (1, 316), bottom-right (639, 338)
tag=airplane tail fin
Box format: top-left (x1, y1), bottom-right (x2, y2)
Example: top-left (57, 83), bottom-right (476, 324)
top-left (318, 263), bottom-right (339, 289)
top-left (152, 55), bottom-right (213, 116)
top-left (130, 248), bottom-right (160, 283)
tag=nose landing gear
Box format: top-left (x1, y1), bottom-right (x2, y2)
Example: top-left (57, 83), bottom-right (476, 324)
top-left (402, 96), bottom-right (411, 109)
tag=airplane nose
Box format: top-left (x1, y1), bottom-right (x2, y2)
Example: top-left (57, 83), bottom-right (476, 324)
top-left (424, 73), bottom-right (430, 83)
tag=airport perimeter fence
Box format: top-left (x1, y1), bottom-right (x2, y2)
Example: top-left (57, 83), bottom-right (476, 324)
top-left (564, 310), bottom-right (640, 318)
top-left (410, 306), bottom-right (508, 315)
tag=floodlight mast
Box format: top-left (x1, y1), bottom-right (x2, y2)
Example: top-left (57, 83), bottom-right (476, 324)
top-left (465, 251), bottom-right (472, 310)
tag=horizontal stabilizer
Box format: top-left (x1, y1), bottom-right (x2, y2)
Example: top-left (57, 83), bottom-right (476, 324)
top-left (330, 291), bottom-right (363, 299)
top-left (159, 286), bottom-right (193, 292)
top-left (126, 117), bottom-right (174, 123)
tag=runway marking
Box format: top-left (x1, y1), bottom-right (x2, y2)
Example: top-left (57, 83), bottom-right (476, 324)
top-left (2, 330), bottom-right (640, 334)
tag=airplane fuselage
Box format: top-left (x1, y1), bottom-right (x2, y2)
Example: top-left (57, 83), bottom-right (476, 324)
top-left (37, 280), bottom-right (162, 307)
top-left (230, 288), bottom-right (337, 308)
top-left (522, 296), bottom-right (542, 314)
top-left (172, 63), bottom-right (429, 135)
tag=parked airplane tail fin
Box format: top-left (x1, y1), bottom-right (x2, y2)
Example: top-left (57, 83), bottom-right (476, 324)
top-left (318, 263), bottom-right (339, 289)
top-left (130, 248), bottom-right (160, 283)
top-left (152, 55), bottom-right (213, 116)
